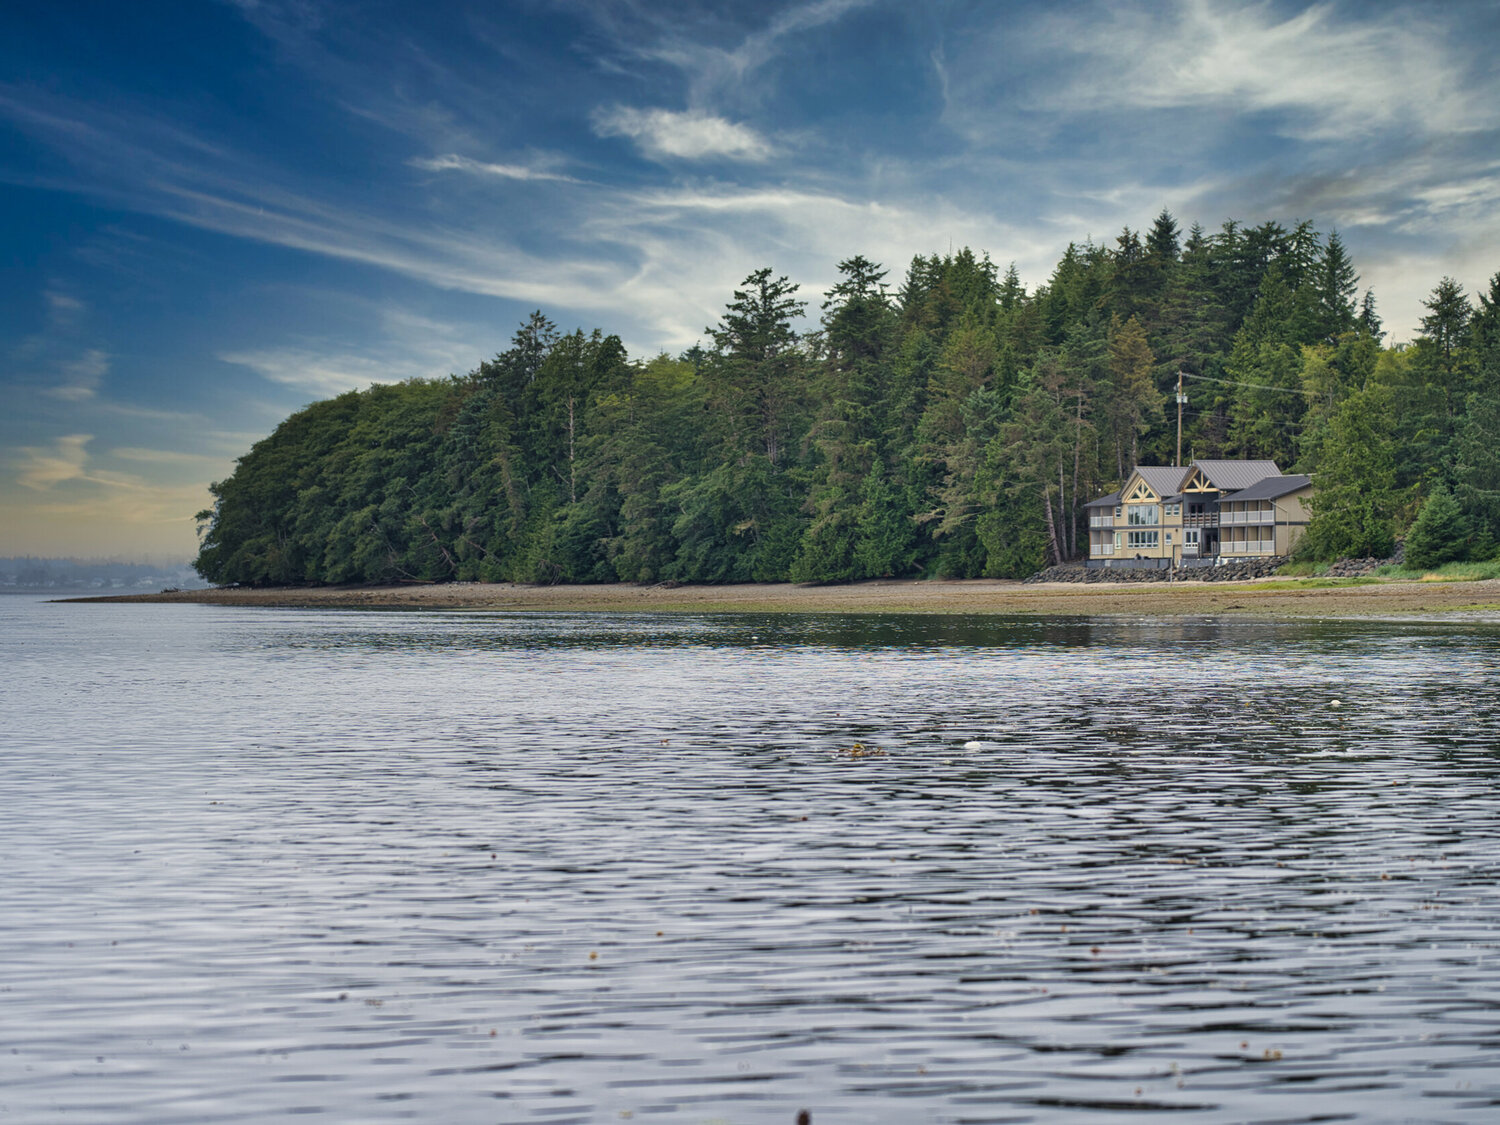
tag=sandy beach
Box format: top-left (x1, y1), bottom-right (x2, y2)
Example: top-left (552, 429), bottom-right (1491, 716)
top-left (64, 575), bottom-right (1500, 617)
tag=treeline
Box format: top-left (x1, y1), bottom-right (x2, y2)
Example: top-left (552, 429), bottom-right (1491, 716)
top-left (194, 212), bottom-right (1500, 586)
top-left (1, 558), bottom-right (204, 590)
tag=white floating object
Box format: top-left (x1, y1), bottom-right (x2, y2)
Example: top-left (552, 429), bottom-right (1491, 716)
top-left (1329, 699), bottom-right (1342, 708)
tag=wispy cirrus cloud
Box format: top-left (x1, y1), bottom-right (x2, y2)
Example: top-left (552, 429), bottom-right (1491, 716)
top-left (111, 447), bottom-right (232, 468)
top-left (47, 348), bottom-right (109, 401)
top-left (44, 289), bottom-right (84, 322)
top-left (592, 106), bottom-right (775, 162)
top-left (216, 347), bottom-right (414, 397)
top-left (14, 433), bottom-right (93, 490)
top-left (607, 0), bottom-right (876, 108)
top-left (1035, 0), bottom-right (1475, 141)
top-left (410, 153), bottom-right (583, 183)
top-left (218, 307), bottom-right (493, 396)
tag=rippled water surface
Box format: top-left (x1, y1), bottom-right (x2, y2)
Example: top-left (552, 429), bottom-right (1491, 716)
top-left (5, 598), bottom-right (1500, 1123)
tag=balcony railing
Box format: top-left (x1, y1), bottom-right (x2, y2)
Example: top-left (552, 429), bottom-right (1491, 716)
top-left (1089, 515), bottom-right (1114, 528)
top-left (1183, 513), bottom-right (1219, 528)
top-left (1220, 509), bottom-right (1274, 525)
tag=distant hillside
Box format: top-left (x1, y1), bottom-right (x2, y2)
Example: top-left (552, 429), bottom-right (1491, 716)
top-left (0, 557), bottom-right (209, 592)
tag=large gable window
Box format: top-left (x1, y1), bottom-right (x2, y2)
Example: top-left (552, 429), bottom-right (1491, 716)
top-left (1127, 504), bottom-right (1159, 526)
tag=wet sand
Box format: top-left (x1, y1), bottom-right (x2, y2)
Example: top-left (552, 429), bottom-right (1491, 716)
top-left (64, 576), bottom-right (1500, 617)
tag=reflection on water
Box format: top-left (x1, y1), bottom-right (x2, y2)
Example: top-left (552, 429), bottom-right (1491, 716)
top-left (4, 599), bottom-right (1500, 1123)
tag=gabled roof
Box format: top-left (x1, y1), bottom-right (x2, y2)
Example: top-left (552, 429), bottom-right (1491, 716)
top-left (1089, 460), bottom-right (1296, 509)
top-left (1131, 466), bottom-right (1191, 498)
top-left (1222, 473), bottom-right (1312, 502)
top-left (1192, 459), bottom-right (1281, 491)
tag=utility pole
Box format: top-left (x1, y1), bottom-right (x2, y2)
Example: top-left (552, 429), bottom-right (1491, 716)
top-left (1175, 371), bottom-right (1188, 466)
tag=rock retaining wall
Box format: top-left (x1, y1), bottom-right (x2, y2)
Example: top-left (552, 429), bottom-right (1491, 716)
top-left (1024, 557), bottom-right (1287, 584)
top-left (1027, 544), bottom-right (1406, 584)
top-left (1324, 544), bottom-right (1403, 577)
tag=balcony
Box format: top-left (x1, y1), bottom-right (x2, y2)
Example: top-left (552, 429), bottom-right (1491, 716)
top-left (1183, 513), bottom-right (1219, 528)
top-left (1089, 515), bottom-right (1114, 528)
top-left (1220, 509), bottom-right (1274, 526)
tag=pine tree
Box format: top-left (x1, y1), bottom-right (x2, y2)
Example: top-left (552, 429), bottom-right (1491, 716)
top-left (1300, 389), bottom-right (1399, 559)
top-left (1105, 314), bottom-right (1161, 473)
top-left (1146, 208), bottom-right (1181, 264)
top-left (1315, 229), bottom-right (1359, 337)
top-left (1404, 486), bottom-right (1471, 569)
top-left (705, 268), bottom-right (808, 465)
top-left (1411, 276), bottom-right (1475, 431)
top-left (1358, 289), bottom-right (1383, 340)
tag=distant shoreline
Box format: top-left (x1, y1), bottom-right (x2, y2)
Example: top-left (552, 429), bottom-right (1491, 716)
top-left (57, 576), bottom-right (1500, 618)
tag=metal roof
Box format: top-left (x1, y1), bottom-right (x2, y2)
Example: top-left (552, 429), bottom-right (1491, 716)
top-left (1132, 466), bottom-right (1191, 498)
top-left (1222, 473), bottom-right (1312, 502)
top-left (1087, 461), bottom-right (1296, 508)
top-left (1191, 459), bottom-right (1282, 491)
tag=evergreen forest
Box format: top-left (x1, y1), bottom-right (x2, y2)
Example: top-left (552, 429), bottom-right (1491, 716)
top-left (193, 212), bottom-right (1500, 586)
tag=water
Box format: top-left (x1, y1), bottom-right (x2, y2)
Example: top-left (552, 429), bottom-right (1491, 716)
top-left (4, 597), bottom-right (1500, 1123)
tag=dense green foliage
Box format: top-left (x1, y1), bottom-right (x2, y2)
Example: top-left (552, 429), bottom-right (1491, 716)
top-left (195, 215), bottom-right (1500, 586)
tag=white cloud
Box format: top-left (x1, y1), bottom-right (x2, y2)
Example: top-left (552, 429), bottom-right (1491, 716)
top-left (623, 0), bottom-right (876, 108)
top-left (111, 447), bottom-right (231, 468)
top-left (218, 306), bottom-right (492, 397)
top-left (15, 433), bottom-right (92, 490)
top-left (45, 289), bottom-right (84, 319)
top-left (46, 348), bottom-right (109, 401)
top-left (1033, 0), bottom-right (1479, 142)
top-left (217, 347), bottom-right (401, 397)
top-left (592, 106), bottom-right (775, 162)
top-left (575, 181), bottom-right (1059, 352)
top-left (410, 154), bottom-right (581, 183)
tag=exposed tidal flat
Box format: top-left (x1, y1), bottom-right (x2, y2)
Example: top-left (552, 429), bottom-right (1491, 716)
top-left (70, 572), bottom-right (1500, 617)
top-left (6, 597), bottom-right (1500, 1123)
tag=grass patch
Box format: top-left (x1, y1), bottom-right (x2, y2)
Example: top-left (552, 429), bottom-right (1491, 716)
top-left (1250, 576), bottom-right (1381, 591)
top-left (1275, 561), bottom-right (1331, 578)
top-left (1375, 560), bottom-right (1500, 582)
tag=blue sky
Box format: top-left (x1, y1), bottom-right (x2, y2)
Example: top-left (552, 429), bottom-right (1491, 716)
top-left (3, 0), bottom-right (1498, 559)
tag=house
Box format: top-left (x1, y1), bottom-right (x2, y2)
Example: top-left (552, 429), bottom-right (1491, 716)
top-left (1083, 460), bottom-right (1313, 568)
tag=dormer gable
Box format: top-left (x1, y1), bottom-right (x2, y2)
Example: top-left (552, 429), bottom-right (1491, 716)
top-left (1188, 459), bottom-right (1282, 492)
top-left (1180, 465), bottom-right (1216, 493)
top-left (1118, 465), bottom-right (1190, 505)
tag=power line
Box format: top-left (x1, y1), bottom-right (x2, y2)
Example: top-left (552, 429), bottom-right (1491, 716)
top-left (1181, 371), bottom-right (1308, 396)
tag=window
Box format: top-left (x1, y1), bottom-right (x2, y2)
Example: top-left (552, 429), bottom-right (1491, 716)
top-left (1115, 506), bottom-right (1123, 519)
top-left (1127, 504), bottom-right (1159, 526)
top-left (1165, 503), bottom-right (1180, 517)
top-left (1165, 532), bottom-right (1173, 545)
top-left (1127, 530), bottom-right (1159, 550)
top-left (1184, 529), bottom-right (1200, 546)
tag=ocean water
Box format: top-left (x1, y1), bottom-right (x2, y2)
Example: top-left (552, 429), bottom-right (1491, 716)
top-left (3, 596), bottom-right (1500, 1123)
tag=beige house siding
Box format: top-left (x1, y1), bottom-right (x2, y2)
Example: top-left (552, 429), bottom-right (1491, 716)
top-left (1089, 470), bottom-right (1189, 563)
top-left (1273, 488), bottom-right (1312, 555)
top-left (1084, 463), bottom-right (1311, 566)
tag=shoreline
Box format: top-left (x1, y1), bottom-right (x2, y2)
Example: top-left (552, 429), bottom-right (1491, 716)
top-left (58, 576), bottom-right (1500, 617)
